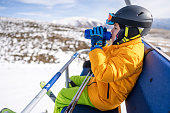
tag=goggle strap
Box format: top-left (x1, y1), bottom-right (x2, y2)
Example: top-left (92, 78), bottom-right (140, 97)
top-left (125, 27), bottom-right (129, 38)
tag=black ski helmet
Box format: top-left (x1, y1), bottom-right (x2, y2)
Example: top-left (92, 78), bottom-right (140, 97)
top-left (110, 5), bottom-right (153, 36)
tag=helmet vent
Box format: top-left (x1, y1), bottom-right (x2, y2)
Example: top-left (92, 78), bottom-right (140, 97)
top-left (137, 12), bottom-right (144, 16)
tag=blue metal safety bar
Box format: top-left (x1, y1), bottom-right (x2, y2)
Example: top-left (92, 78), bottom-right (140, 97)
top-left (21, 49), bottom-right (90, 113)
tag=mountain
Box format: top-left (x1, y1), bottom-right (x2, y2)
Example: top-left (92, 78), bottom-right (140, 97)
top-left (53, 17), bottom-right (170, 30)
top-left (152, 18), bottom-right (170, 30)
top-left (52, 17), bottom-right (105, 28)
top-left (53, 17), bottom-right (112, 29)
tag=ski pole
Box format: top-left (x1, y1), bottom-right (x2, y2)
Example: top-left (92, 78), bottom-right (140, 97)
top-left (21, 49), bottom-right (90, 113)
top-left (68, 73), bottom-right (93, 113)
top-left (64, 72), bottom-right (93, 113)
top-left (64, 72), bottom-right (91, 113)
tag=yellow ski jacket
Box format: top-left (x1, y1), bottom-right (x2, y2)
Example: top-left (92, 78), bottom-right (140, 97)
top-left (88, 38), bottom-right (144, 111)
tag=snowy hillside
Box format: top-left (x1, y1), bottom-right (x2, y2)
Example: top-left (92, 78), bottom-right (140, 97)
top-left (1, 17), bottom-right (170, 64)
top-left (0, 17), bottom-right (90, 64)
top-left (0, 17), bottom-right (91, 113)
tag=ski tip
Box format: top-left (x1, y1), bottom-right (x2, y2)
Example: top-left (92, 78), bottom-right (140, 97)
top-left (0, 108), bottom-right (16, 113)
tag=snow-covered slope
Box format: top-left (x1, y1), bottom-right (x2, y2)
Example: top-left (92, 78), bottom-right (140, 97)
top-left (0, 17), bottom-right (90, 64)
top-left (0, 17), bottom-right (89, 113)
top-left (1, 16), bottom-right (170, 64)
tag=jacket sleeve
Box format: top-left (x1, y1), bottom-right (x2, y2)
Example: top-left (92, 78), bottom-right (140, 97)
top-left (89, 47), bottom-right (141, 82)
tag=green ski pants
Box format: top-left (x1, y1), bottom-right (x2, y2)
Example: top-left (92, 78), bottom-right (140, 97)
top-left (53, 76), bottom-right (95, 113)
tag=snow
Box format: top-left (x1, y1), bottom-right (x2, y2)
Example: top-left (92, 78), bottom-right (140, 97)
top-left (0, 59), bottom-right (83, 113)
top-left (0, 58), bottom-right (129, 113)
top-left (0, 17), bottom-right (87, 112)
top-left (144, 35), bottom-right (170, 52)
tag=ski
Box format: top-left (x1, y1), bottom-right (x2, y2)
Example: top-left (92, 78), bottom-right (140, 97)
top-left (0, 108), bottom-right (16, 113)
top-left (40, 81), bottom-right (56, 103)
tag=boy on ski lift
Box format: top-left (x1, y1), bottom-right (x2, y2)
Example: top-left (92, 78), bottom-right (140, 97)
top-left (54, 5), bottom-right (153, 113)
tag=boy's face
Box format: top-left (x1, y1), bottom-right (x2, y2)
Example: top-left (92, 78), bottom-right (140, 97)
top-left (111, 23), bottom-right (120, 43)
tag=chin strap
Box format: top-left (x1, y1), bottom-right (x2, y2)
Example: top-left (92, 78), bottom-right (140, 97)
top-left (116, 26), bottom-right (142, 45)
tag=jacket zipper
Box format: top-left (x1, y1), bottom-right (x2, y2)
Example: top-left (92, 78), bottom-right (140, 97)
top-left (107, 83), bottom-right (110, 99)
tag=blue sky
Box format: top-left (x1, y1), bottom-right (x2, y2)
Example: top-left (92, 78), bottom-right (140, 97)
top-left (0, 0), bottom-right (170, 22)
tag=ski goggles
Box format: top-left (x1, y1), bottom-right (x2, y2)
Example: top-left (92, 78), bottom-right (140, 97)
top-left (106, 13), bottom-right (115, 25)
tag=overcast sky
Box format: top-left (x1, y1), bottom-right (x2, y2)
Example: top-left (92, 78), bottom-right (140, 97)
top-left (0, 0), bottom-right (170, 22)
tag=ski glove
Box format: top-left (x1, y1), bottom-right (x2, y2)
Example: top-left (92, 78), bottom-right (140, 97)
top-left (90, 26), bottom-right (107, 51)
